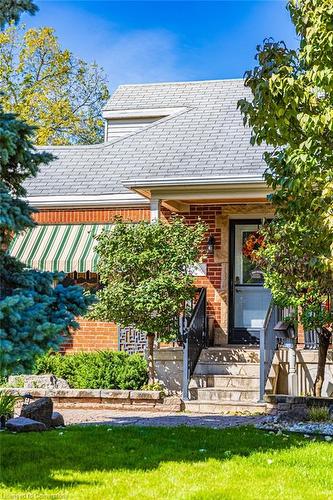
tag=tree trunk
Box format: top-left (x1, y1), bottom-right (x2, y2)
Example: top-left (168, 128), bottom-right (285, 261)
top-left (147, 333), bottom-right (155, 385)
top-left (313, 327), bottom-right (331, 397)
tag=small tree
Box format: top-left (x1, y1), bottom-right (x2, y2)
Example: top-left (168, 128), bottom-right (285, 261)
top-left (90, 217), bottom-right (206, 384)
top-left (238, 0), bottom-right (333, 396)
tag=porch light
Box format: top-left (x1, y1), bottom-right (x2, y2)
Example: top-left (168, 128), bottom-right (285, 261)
top-left (207, 235), bottom-right (215, 255)
top-left (273, 321), bottom-right (296, 339)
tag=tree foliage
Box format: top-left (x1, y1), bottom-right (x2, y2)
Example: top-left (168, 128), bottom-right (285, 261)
top-left (90, 216), bottom-right (206, 383)
top-left (0, 108), bottom-right (94, 375)
top-left (0, 23), bottom-right (109, 145)
top-left (0, 0), bottom-right (38, 29)
top-left (238, 0), bottom-right (333, 395)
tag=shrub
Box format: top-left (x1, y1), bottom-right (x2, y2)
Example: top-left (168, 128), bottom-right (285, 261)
top-left (33, 351), bottom-right (148, 390)
top-left (308, 406), bottom-right (331, 422)
top-left (0, 390), bottom-right (21, 418)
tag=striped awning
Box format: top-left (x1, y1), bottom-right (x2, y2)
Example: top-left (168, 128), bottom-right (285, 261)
top-left (8, 224), bottom-right (112, 273)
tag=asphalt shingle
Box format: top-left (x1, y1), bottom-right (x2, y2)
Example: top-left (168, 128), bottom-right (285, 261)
top-left (25, 79), bottom-right (267, 197)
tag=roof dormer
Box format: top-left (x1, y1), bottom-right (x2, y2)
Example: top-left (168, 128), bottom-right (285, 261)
top-left (102, 107), bottom-right (187, 142)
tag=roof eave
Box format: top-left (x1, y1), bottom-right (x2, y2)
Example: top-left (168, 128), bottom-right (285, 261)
top-left (123, 175), bottom-right (270, 202)
top-left (27, 193), bottom-right (149, 209)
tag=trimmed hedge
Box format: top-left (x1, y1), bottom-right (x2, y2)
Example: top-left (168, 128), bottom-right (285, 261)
top-left (33, 351), bottom-right (148, 390)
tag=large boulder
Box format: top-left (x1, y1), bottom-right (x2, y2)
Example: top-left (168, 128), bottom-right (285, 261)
top-left (51, 411), bottom-right (65, 428)
top-left (8, 374), bottom-right (69, 389)
top-left (6, 417), bottom-right (46, 433)
top-left (21, 397), bottom-right (53, 427)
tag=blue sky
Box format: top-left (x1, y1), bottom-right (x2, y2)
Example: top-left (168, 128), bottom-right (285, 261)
top-left (25, 1), bottom-right (299, 90)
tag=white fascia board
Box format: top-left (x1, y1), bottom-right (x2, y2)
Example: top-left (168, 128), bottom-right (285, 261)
top-left (102, 107), bottom-right (187, 119)
top-left (123, 175), bottom-right (265, 189)
top-left (27, 193), bottom-right (149, 208)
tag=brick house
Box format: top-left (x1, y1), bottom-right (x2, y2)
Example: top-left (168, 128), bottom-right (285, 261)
top-left (10, 79), bottom-right (332, 407)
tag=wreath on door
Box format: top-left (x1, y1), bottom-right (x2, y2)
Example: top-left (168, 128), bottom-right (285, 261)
top-left (242, 231), bottom-right (265, 262)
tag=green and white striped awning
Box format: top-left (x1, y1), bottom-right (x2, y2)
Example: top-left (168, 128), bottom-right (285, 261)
top-left (9, 224), bottom-right (112, 273)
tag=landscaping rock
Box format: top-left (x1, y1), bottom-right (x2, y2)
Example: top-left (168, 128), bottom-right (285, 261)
top-left (21, 397), bottom-right (53, 427)
top-left (8, 374), bottom-right (69, 390)
top-left (6, 417), bottom-right (46, 433)
top-left (51, 411), bottom-right (65, 427)
top-left (256, 415), bottom-right (333, 436)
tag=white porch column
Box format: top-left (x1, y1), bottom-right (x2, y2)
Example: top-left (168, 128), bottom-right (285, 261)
top-left (150, 198), bottom-right (160, 222)
top-left (287, 341), bottom-right (297, 395)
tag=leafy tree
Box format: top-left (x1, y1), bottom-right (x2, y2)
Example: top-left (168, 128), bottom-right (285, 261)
top-left (90, 217), bottom-right (206, 384)
top-left (0, 109), bottom-right (94, 375)
top-left (238, 0), bottom-right (333, 396)
top-left (0, 23), bottom-right (109, 145)
top-left (0, 0), bottom-right (38, 29)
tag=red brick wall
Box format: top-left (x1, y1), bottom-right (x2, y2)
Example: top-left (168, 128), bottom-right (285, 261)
top-left (35, 207), bottom-right (149, 353)
top-left (34, 204), bottom-right (226, 351)
top-left (177, 205), bottom-right (224, 331)
top-left (61, 319), bottom-right (118, 352)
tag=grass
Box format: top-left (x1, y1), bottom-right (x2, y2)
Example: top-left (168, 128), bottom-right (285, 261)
top-left (0, 425), bottom-right (332, 499)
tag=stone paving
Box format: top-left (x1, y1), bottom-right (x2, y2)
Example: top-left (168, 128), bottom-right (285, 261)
top-left (59, 408), bottom-right (265, 428)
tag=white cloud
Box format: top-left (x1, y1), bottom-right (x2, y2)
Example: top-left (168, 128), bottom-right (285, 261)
top-left (94, 28), bottom-right (188, 89)
top-left (26, 3), bottom-right (191, 90)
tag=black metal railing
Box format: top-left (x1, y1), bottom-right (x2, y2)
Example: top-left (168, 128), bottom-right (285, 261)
top-left (181, 288), bottom-right (207, 400)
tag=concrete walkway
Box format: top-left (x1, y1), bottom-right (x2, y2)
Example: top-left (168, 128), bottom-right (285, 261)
top-left (61, 408), bottom-right (265, 428)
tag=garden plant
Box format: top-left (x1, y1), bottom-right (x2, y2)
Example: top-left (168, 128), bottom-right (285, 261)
top-left (238, 0), bottom-right (333, 395)
top-left (90, 216), bottom-right (206, 383)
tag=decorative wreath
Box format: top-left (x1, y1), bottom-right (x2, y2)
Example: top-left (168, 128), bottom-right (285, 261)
top-left (242, 231), bottom-right (265, 262)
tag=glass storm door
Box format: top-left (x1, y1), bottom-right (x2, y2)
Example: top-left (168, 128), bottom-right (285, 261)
top-left (229, 221), bottom-right (271, 344)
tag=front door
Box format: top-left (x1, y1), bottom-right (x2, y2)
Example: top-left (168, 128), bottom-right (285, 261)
top-left (229, 220), bottom-right (271, 344)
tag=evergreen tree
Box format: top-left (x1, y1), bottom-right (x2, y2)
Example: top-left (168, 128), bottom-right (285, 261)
top-left (0, 109), bottom-right (94, 375)
top-left (0, 0), bottom-right (38, 29)
top-left (0, 0), bottom-right (93, 376)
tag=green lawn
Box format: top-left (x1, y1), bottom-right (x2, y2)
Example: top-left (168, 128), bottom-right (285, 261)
top-left (1, 425), bottom-right (332, 499)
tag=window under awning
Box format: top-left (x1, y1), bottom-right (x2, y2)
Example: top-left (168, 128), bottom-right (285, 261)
top-left (8, 224), bottom-right (112, 273)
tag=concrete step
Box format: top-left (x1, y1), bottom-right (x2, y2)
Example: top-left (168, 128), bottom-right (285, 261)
top-left (199, 347), bottom-right (260, 364)
top-left (194, 388), bottom-right (259, 402)
top-left (207, 374), bottom-right (259, 389)
top-left (191, 374), bottom-right (260, 390)
top-left (184, 400), bottom-right (269, 415)
top-left (195, 361), bottom-right (260, 377)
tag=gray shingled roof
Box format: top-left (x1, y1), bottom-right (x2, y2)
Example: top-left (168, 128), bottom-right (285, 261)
top-left (25, 79), bottom-right (267, 197)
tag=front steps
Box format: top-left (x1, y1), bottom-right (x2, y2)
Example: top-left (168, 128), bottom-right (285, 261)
top-left (184, 347), bottom-right (271, 415)
top-left (183, 400), bottom-right (268, 415)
